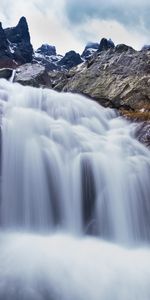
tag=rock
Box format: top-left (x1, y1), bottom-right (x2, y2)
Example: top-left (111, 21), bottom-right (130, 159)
top-left (98, 38), bottom-right (115, 52)
top-left (136, 122), bottom-right (150, 148)
top-left (115, 44), bottom-right (135, 53)
top-left (61, 47), bottom-right (150, 112)
top-left (4, 17), bottom-right (33, 64)
top-left (81, 42), bottom-right (99, 60)
top-left (48, 71), bottom-right (68, 91)
top-left (36, 44), bottom-right (56, 56)
top-left (0, 68), bottom-right (13, 80)
top-left (0, 22), bottom-right (8, 51)
top-left (58, 50), bottom-right (83, 69)
top-left (33, 44), bottom-right (63, 72)
top-left (141, 45), bottom-right (150, 51)
top-left (0, 17), bottom-right (33, 67)
top-left (0, 23), bottom-right (16, 68)
top-left (14, 63), bottom-right (52, 88)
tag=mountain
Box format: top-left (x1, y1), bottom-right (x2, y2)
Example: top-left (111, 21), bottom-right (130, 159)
top-left (81, 42), bottom-right (99, 60)
top-left (0, 17), bottom-right (33, 67)
top-left (33, 44), bottom-right (63, 71)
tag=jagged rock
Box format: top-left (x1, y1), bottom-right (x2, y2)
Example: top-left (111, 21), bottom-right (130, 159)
top-left (115, 44), bottom-right (135, 53)
top-left (141, 45), bottom-right (150, 51)
top-left (58, 50), bottom-right (83, 69)
top-left (36, 44), bottom-right (56, 56)
top-left (5, 17), bottom-right (33, 64)
top-left (62, 47), bottom-right (150, 111)
top-left (0, 23), bottom-right (16, 68)
top-left (98, 38), bottom-right (115, 52)
top-left (0, 68), bottom-right (13, 80)
top-left (48, 71), bottom-right (68, 91)
top-left (14, 63), bottom-right (52, 88)
top-left (33, 44), bottom-right (63, 72)
top-left (0, 23), bottom-right (8, 51)
top-left (81, 42), bottom-right (99, 60)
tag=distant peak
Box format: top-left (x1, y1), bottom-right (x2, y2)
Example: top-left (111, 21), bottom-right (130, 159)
top-left (17, 16), bottom-right (28, 27)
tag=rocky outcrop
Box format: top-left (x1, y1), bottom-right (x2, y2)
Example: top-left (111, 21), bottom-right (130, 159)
top-left (81, 42), bottom-right (99, 60)
top-left (36, 44), bottom-right (56, 56)
top-left (61, 47), bottom-right (150, 112)
top-left (58, 50), bottom-right (83, 69)
top-left (33, 44), bottom-right (63, 71)
top-left (0, 17), bottom-right (33, 68)
top-left (14, 63), bottom-right (51, 88)
top-left (0, 22), bottom-right (16, 68)
top-left (98, 38), bottom-right (115, 52)
top-left (5, 17), bottom-right (33, 64)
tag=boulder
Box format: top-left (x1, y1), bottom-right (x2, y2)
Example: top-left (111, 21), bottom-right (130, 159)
top-left (14, 63), bottom-right (52, 88)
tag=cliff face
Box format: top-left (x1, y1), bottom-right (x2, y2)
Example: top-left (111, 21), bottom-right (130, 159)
top-left (59, 46), bottom-right (150, 113)
top-left (0, 17), bottom-right (33, 67)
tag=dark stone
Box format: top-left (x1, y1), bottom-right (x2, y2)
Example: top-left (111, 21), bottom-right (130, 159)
top-left (36, 44), bottom-right (56, 56)
top-left (0, 68), bottom-right (13, 79)
top-left (58, 50), bottom-right (83, 69)
top-left (4, 17), bottom-right (33, 64)
top-left (81, 42), bottom-right (99, 59)
top-left (98, 38), bottom-right (115, 52)
top-left (0, 23), bottom-right (15, 68)
top-left (0, 22), bottom-right (8, 51)
top-left (141, 45), bottom-right (150, 51)
top-left (115, 44), bottom-right (135, 53)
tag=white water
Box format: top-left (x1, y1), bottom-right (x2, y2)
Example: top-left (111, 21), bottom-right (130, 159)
top-left (0, 79), bottom-right (150, 299)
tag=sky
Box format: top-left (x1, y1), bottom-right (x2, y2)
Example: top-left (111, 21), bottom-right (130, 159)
top-left (0, 0), bottom-right (150, 55)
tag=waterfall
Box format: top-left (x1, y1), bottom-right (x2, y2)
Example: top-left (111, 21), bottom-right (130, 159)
top-left (0, 79), bottom-right (150, 299)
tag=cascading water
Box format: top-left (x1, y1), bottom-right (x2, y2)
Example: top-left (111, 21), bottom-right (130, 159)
top-left (0, 79), bottom-right (150, 299)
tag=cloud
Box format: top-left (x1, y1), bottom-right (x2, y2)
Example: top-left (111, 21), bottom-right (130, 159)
top-left (0, 0), bottom-right (85, 54)
top-left (65, 0), bottom-right (150, 32)
top-left (0, 0), bottom-right (150, 54)
top-left (64, 0), bottom-right (150, 50)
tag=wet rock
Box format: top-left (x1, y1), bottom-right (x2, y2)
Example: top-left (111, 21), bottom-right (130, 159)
top-left (0, 68), bottom-right (13, 80)
top-left (14, 63), bottom-right (52, 88)
top-left (136, 122), bottom-right (150, 148)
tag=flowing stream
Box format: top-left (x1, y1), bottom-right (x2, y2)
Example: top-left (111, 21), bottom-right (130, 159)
top-left (0, 79), bottom-right (150, 299)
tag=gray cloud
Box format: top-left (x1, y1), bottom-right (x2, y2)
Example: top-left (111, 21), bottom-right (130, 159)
top-left (0, 0), bottom-right (149, 54)
top-left (65, 0), bottom-right (150, 34)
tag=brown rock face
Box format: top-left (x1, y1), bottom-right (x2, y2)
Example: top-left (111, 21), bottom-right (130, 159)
top-left (61, 48), bottom-right (150, 112)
